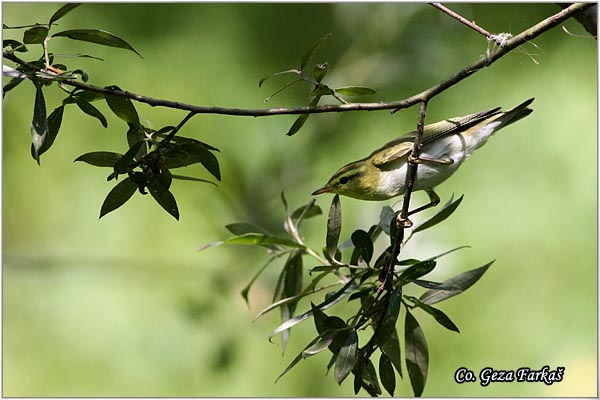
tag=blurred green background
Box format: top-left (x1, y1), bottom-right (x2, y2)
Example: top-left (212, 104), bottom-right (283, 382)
top-left (2, 2), bottom-right (597, 397)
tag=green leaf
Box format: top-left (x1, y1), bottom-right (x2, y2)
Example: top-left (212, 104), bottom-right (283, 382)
top-left (148, 178), bottom-right (179, 220)
top-left (225, 222), bottom-right (270, 236)
top-left (290, 201), bottom-right (322, 221)
top-left (419, 261), bottom-right (493, 305)
top-left (408, 297), bottom-right (460, 333)
top-left (49, 3), bottom-right (81, 24)
top-left (37, 105), bottom-right (64, 157)
top-left (113, 140), bottom-right (145, 175)
top-left (326, 194), bottom-right (342, 260)
top-left (75, 151), bottom-right (122, 167)
top-left (405, 310), bottom-right (428, 397)
top-left (379, 353), bottom-right (396, 396)
top-left (23, 26), bottom-right (48, 44)
top-left (335, 86), bottom-right (377, 96)
top-left (30, 83), bottom-right (47, 163)
top-left (73, 97), bottom-right (108, 127)
top-left (361, 359), bottom-right (382, 396)
top-left (280, 251), bottom-right (304, 350)
top-left (413, 194), bottom-right (464, 233)
top-left (258, 68), bottom-right (301, 88)
top-left (200, 232), bottom-right (305, 251)
top-left (300, 33), bottom-right (332, 69)
top-left (3, 39), bottom-right (28, 52)
top-left (3, 76), bottom-right (25, 96)
top-left (286, 96), bottom-right (320, 136)
top-left (413, 280), bottom-right (461, 291)
top-left (275, 335), bottom-right (321, 383)
top-left (381, 328), bottom-right (403, 378)
top-left (377, 288), bottom-right (402, 346)
top-left (267, 278), bottom-right (356, 341)
top-left (171, 174), bottom-right (216, 185)
top-left (311, 302), bottom-right (328, 334)
top-left (240, 255), bottom-right (281, 306)
top-left (287, 113), bottom-right (310, 137)
top-left (334, 330), bottom-right (358, 385)
top-left (398, 260), bottom-right (436, 285)
top-left (302, 329), bottom-right (336, 357)
top-left (311, 83), bottom-right (334, 97)
top-left (63, 89), bottom-right (104, 104)
top-left (350, 229), bottom-right (373, 265)
top-left (99, 177), bottom-right (137, 218)
top-left (104, 86), bottom-right (140, 125)
top-left (53, 29), bottom-right (142, 57)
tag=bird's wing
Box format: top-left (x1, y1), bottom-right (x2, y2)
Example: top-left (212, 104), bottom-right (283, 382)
top-left (371, 106), bottom-right (501, 167)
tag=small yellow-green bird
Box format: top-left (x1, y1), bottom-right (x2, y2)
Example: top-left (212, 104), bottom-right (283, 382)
top-left (312, 98), bottom-right (534, 213)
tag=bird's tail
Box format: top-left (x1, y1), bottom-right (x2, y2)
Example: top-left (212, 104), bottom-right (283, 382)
top-left (494, 97), bottom-right (535, 129)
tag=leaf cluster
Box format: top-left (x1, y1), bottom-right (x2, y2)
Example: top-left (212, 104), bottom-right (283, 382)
top-left (259, 34), bottom-right (376, 136)
top-left (203, 193), bottom-right (492, 396)
top-left (3, 4), bottom-right (220, 219)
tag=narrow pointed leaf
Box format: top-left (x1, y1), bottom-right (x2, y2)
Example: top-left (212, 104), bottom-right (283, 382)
top-left (379, 353), bottom-right (396, 396)
top-left (200, 233), bottom-right (305, 252)
top-left (37, 105), bottom-right (64, 157)
top-left (275, 335), bottom-right (321, 383)
top-left (335, 86), bottom-right (376, 96)
top-left (226, 222), bottom-right (271, 236)
top-left (100, 177), bottom-right (137, 218)
top-left (30, 84), bottom-right (47, 163)
top-left (409, 296), bottom-right (460, 333)
top-left (49, 3), bottom-right (81, 24)
top-left (258, 68), bottom-right (301, 88)
top-left (3, 76), bottom-right (25, 95)
top-left (405, 311), bottom-right (428, 397)
top-left (377, 288), bottom-right (402, 346)
top-left (361, 359), bottom-right (382, 396)
top-left (381, 328), bottom-right (403, 378)
top-left (413, 195), bottom-right (464, 233)
top-left (398, 260), bottom-right (436, 285)
top-left (268, 278), bottom-right (355, 340)
top-left (302, 329), bottom-right (336, 357)
top-left (53, 29), bottom-right (142, 57)
top-left (413, 280), bottom-right (461, 291)
top-left (113, 140), bottom-right (144, 174)
top-left (74, 97), bottom-right (108, 127)
top-left (286, 96), bottom-right (320, 136)
top-left (326, 194), bottom-right (341, 259)
top-left (300, 33), bottom-right (332, 69)
top-left (148, 178), bottom-right (179, 220)
top-left (240, 255), bottom-right (281, 305)
top-left (104, 86), bottom-right (140, 125)
top-left (75, 151), bottom-right (122, 167)
top-left (290, 201), bottom-right (322, 221)
top-left (171, 175), bottom-right (216, 185)
top-left (334, 331), bottom-right (358, 385)
top-left (419, 261), bottom-right (493, 305)
top-left (311, 301), bottom-right (328, 334)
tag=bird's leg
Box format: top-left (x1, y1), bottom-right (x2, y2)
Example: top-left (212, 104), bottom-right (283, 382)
top-left (407, 189), bottom-right (440, 217)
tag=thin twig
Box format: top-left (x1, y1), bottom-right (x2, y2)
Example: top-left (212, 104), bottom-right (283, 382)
top-left (1, 3), bottom-right (592, 120)
top-left (399, 101), bottom-right (428, 225)
top-left (431, 3), bottom-right (492, 38)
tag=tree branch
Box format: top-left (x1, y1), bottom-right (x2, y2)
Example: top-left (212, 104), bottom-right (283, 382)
top-left (2, 2), bottom-right (592, 119)
top-left (431, 3), bottom-right (492, 38)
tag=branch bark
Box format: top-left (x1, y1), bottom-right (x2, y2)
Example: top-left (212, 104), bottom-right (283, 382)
top-left (2, 3), bottom-right (592, 119)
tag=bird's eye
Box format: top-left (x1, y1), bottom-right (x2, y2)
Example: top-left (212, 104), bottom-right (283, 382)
top-left (339, 176), bottom-right (349, 185)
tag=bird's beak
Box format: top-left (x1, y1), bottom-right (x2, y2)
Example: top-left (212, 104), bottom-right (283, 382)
top-left (311, 185), bottom-right (331, 196)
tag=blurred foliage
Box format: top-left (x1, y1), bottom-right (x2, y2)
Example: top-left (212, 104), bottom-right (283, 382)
top-left (2, 2), bottom-right (597, 397)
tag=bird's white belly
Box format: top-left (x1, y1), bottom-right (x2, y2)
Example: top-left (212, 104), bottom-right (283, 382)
top-left (377, 133), bottom-right (477, 197)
